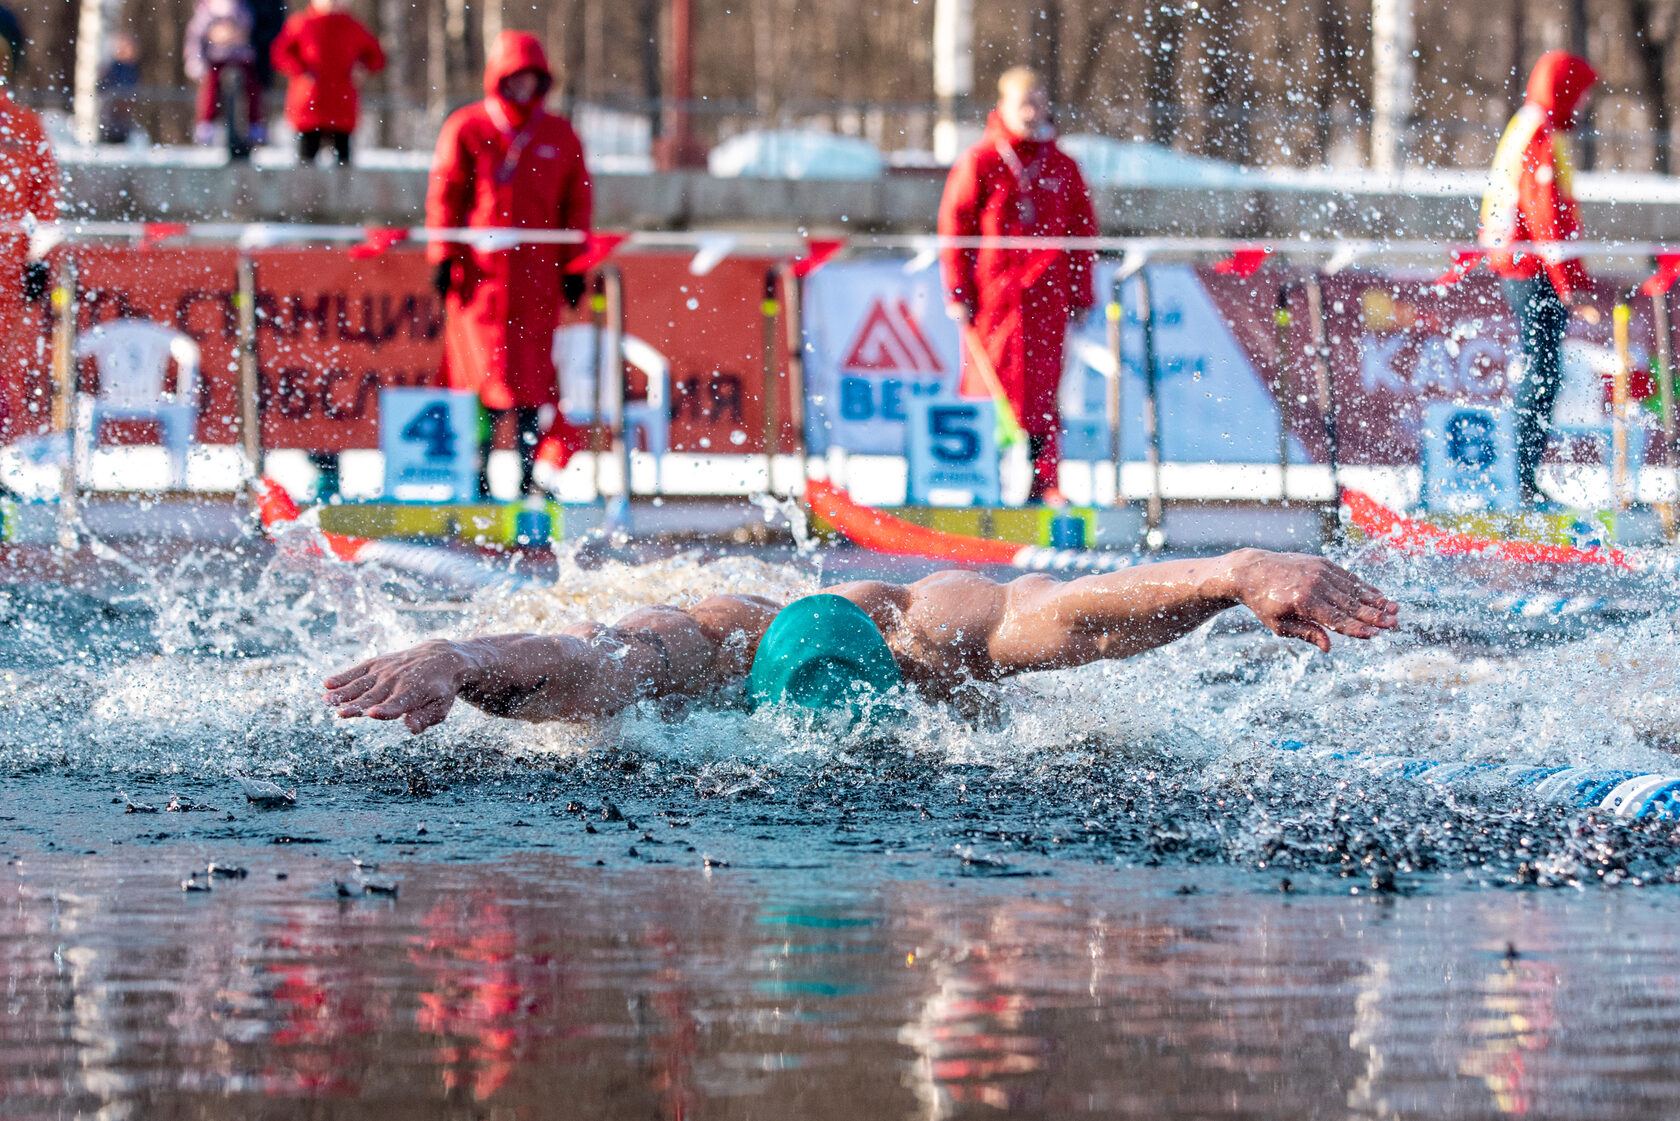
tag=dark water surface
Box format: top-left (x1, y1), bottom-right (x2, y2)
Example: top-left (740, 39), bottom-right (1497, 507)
top-left (7, 826), bottom-right (1680, 1121)
top-left (6, 535), bottom-right (1680, 1117)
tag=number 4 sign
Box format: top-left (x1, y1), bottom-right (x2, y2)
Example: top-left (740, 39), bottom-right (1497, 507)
top-left (906, 398), bottom-right (1002, 505)
top-left (380, 388), bottom-right (482, 501)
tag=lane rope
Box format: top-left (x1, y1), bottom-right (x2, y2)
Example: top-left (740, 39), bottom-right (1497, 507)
top-left (254, 477), bottom-right (538, 591)
top-left (1278, 740), bottom-right (1680, 821)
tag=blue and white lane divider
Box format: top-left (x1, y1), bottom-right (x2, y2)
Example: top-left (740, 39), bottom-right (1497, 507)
top-left (1477, 592), bottom-right (1656, 618)
top-left (355, 540), bottom-right (545, 592)
top-left (1278, 740), bottom-right (1680, 820)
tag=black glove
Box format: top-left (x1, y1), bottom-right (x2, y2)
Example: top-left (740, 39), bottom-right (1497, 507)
top-left (22, 261), bottom-right (48, 304)
top-left (562, 272), bottom-right (586, 310)
top-left (432, 259), bottom-right (454, 299)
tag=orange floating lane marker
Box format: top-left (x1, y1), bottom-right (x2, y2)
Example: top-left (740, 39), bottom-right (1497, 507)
top-left (804, 478), bottom-right (1025, 566)
top-left (1340, 488), bottom-right (1631, 569)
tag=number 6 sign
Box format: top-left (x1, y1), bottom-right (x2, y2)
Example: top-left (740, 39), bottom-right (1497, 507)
top-left (1420, 401), bottom-right (1518, 513)
top-left (380, 388), bottom-right (482, 501)
top-left (906, 398), bottom-right (1002, 505)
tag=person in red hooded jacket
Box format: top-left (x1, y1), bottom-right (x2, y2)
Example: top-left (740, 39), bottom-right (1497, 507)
top-left (0, 6), bottom-right (58, 447)
top-left (1480, 50), bottom-right (1598, 508)
top-left (939, 67), bottom-right (1097, 505)
top-left (271, 0), bottom-right (385, 167)
top-left (427, 31), bottom-right (591, 500)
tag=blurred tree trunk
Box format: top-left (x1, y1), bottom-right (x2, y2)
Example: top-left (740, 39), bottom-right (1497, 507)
top-left (1628, 0), bottom-right (1671, 174)
top-left (1506, 0), bottom-right (1527, 117)
top-left (1569, 0), bottom-right (1595, 169)
top-left (640, 0), bottom-right (662, 136)
top-left (378, 0), bottom-right (408, 148)
top-left (1204, 0), bottom-right (1253, 162)
top-left (1146, 3), bottom-right (1185, 146)
top-left (752, 0), bottom-right (775, 116)
top-left (1030, 0), bottom-right (1062, 107)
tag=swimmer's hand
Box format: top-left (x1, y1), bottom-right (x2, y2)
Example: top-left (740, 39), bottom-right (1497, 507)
top-left (1223, 549), bottom-right (1399, 653)
top-left (324, 640), bottom-right (467, 733)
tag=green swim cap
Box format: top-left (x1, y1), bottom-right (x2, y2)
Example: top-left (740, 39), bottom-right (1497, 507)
top-left (747, 594), bottom-right (902, 711)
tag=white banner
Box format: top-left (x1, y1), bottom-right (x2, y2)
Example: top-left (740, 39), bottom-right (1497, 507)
top-left (802, 259), bottom-right (963, 455)
top-left (802, 258), bottom-right (1306, 462)
top-left (1061, 262), bottom-right (1308, 463)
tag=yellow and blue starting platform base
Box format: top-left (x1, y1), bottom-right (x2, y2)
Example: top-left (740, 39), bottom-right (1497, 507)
top-left (315, 501), bottom-right (571, 548)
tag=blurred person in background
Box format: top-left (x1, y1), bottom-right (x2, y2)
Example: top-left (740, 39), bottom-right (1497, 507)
top-left (184, 0), bottom-right (266, 147)
top-left (940, 66), bottom-right (1096, 506)
top-left (427, 31), bottom-right (591, 501)
top-left (96, 31), bottom-right (140, 145)
top-left (272, 0), bottom-right (385, 167)
top-left (0, 4), bottom-right (58, 450)
top-left (1480, 50), bottom-right (1599, 510)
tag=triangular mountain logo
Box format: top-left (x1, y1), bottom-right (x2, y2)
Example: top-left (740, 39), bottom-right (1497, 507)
top-left (841, 299), bottom-right (946, 376)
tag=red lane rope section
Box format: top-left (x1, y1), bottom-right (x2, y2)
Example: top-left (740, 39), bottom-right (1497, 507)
top-left (804, 478), bottom-right (1024, 565)
top-left (1341, 488), bottom-right (1632, 569)
top-left (254, 477), bottom-right (370, 562)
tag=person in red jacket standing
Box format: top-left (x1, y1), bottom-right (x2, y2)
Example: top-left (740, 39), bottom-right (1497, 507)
top-left (0, 6), bottom-right (58, 447)
top-left (271, 0), bottom-right (385, 167)
top-left (939, 67), bottom-right (1096, 505)
top-left (426, 31), bottom-right (591, 500)
top-left (1480, 50), bottom-right (1598, 509)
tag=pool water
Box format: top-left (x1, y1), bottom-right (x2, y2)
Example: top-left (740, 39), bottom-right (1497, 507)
top-left (4, 529), bottom-right (1680, 1118)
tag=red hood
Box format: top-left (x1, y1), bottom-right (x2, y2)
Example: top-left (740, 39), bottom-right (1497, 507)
top-left (483, 31), bottom-right (552, 123)
top-left (982, 110), bottom-right (1052, 157)
top-left (1526, 50), bottom-right (1597, 130)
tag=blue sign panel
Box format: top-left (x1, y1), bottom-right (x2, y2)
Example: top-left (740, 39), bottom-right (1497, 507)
top-left (380, 388), bottom-right (481, 501)
top-left (906, 398), bottom-right (1002, 505)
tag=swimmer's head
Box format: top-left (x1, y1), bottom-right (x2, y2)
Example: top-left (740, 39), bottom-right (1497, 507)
top-left (747, 595), bottom-right (902, 713)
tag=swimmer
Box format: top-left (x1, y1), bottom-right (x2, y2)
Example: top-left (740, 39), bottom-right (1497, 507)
top-left (324, 549), bottom-right (1399, 732)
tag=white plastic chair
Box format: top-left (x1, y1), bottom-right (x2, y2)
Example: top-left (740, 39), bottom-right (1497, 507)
top-left (74, 319), bottom-right (201, 490)
top-left (554, 324), bottom-right (670, 483)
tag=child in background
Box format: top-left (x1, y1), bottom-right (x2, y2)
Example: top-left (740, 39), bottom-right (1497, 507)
top-left (184, 0), bottom-right (266, 147)
top-left (272, 0), bottom-right (385, 166)
top-left (97, 31), bottom-right (141, 144)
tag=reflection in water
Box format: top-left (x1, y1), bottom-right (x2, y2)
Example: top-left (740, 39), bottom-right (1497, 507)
top-left (9, 852), bottom-right (1680, 1119)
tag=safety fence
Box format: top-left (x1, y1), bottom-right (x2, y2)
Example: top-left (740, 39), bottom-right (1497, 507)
top-left (6, 221), bottom-right (1680, 522)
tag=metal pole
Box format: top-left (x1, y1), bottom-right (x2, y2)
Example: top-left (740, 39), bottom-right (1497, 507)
top-left (589, 272), bottom-right (607, 500)
top-left (1105, 272), bottom-right (1125, 507)
top-left (1653, 284), bottom-right (1677, 535)
top-left (601, 266), bottom-right (628, 502)
top-left (1272, 284), bottom-right (1295, 502)
top-left (1302, 274), bottom-right (1340, 498)
top-left (1612, 301), bottom-right (1632, 510)
top-left (760, 268), bottom-right (781, 496)
top-left (778, 263), bottom-right (809, 487)
top-left (50, 255), bottom-right (78, 548)
top-left (235, 254), bottom-right (262, 482)
top-left (1137, 266), bottom-right (1164, 544)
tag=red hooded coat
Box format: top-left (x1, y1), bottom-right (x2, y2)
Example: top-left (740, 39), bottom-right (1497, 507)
top-left (939, 111), bottom-right (1096, 459)
top-left (271, 7), bottom-right (385, 135)
top-left (0, 88), bottom-right (57, 439)
top-left (426, 32), bottom-right (591, 411)
top-left (1479, 51), bottom-right (1597, 300)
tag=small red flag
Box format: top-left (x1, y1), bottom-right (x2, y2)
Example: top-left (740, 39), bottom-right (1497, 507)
top-left (791, 237), bottom-right (846, 278)
top-left (347, 226), bottom-right (407, 259)
top-left (1433, 250), bottom-right (1485, 287)
top-left (564, 231), bottom-right (629, 275)
top-left (1641, 253), bottom-right (1680, 298)
top-left (1212, 246), bottom-right (1271, 278)
top-left (138, 223), bottom-right (190, 250)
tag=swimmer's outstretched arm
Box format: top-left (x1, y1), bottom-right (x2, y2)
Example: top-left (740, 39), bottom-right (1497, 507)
top-left (872, 548), bottom-right (1399, 681)
top-left (324, 595), bottom-right (782, 732)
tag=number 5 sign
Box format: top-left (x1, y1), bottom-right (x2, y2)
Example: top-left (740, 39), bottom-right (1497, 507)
top-left (380, 388), bottom-right (481, 501)
top-left (906, 398), bottom-right (1002, 505)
